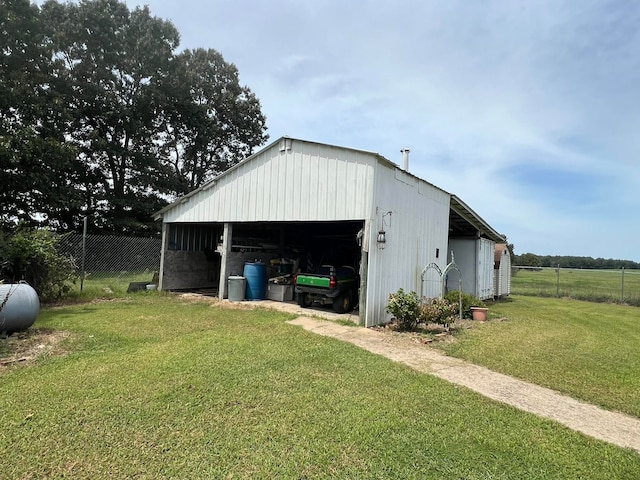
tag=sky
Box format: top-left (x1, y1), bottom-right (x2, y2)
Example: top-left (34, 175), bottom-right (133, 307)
top-left (84, 1), bottom-right (640, 260)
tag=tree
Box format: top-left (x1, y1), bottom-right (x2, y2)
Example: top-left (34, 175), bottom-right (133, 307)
top-left (158, 48), bottom-right (268, 195)
top-left (0, 0), bottom-right (85, 231)
top-left (517, 253), bottom-right (541, 267)
top-left (2, 0), bottom-right (268, 235)
top-left (40, 0), bottom-right (182, 235)
top-left (506, 243), bottom-right (515, 259)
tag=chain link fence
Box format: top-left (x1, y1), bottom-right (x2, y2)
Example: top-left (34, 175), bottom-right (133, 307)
top-left (512, 266), bottom-right (640, 306)
top-left (57, 234), bottom-right (161, 292)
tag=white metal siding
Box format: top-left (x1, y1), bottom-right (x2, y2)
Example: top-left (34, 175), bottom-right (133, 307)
top-left (448, 238), bottom-right (495, 300)
top-left (495, 249), bottom-right (512, 297)
top-left (504, 251), bottom-right (512, 295)
top-left (364, 163), bottom-right (451, 327)
top-left (477, 238), bottom-right (496, 300)
top-left (161, 141), bottom-right (376, 224)
top-left (447, 239), bottom-right (476, 294)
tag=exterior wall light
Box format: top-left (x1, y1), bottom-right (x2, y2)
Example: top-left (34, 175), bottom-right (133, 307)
top-left (376, 209), bottom-right (392, 249)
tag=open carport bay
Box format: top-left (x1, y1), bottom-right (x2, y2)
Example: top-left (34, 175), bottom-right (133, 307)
top-left (160, 220), bottom-right (364, 300)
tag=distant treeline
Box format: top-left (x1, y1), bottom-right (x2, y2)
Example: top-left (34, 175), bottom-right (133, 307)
top-left (514, 253), bottom-right (640, 270)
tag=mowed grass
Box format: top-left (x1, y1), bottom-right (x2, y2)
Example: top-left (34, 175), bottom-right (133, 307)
top-left (438, 295), bottom-right (640, 418)
top-left (512, 268), bottom-right (640, 305)
top-left (62, 271), bottom-right (157, 303)
top-left (1, 295), bottom-right (639, 478)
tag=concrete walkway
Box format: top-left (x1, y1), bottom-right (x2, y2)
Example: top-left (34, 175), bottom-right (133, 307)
top-left (288, 316), bottom-right (640, 454)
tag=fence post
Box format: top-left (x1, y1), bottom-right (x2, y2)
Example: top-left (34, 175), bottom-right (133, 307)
top-left (556, 264), bottom-right (560, 297)
top-left (80, 216), bottom-right (87, 291)
top-left (621, 267), bottom-right (625, 302)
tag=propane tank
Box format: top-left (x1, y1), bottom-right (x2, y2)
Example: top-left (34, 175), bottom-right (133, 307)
top-left (0, 282), bottom-right (40, 335)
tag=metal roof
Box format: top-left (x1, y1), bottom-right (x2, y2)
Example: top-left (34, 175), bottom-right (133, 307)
top-left (449, 195), bottom-right (505, 242)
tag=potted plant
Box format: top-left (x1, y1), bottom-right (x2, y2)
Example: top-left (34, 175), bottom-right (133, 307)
top-left (470, 305), bottom-right (488, 321)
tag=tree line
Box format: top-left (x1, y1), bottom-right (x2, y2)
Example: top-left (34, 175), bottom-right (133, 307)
top-left (514, 253), bottom-right (640, 270)
top-left (1, 0), bottom-right (268, 236)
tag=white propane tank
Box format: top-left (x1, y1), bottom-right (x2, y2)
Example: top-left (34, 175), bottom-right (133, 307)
top-left (0, 282), bottom-right (40, 335)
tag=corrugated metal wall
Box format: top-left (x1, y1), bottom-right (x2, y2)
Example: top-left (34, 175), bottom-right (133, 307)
top-left (495, 249), bottom-right (512, 297)
top-left (447, 239), bottom-right (476, 294)
top-left (477, 238), bottom-right (496, 300)
top-left (364, 163), bottom-right (451, 327)
top-left (162, 140), bottom-right (375, 224)
top-left (447, 238), bottom-right (495, 300)
top-left (167, 224), bottom-right (220, 251)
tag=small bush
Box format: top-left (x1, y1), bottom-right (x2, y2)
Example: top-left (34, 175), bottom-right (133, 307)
top-left (386, 288), bottom-right (422, 331)
top-left (421, 297), bottom-right (457, 329)
top-left (0, 227), bottom-right (78, 302)
top-left (444, 290), bottom-right (486, 319)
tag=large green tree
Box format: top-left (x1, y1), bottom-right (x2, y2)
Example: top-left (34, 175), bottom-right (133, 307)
top-left (159, 48), bottom-right (268, 194)
top-left (1, 0), bottom-right (268, 236)
top-left (40, 0), bottom-right (181, 235)
top-left (0, 0), bottom-right (84, 231)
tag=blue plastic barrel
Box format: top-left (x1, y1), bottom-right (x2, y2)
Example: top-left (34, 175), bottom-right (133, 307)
top-left (244, 262), bottom-right (267, 300)
top-left (0, 282), bottom-right (40, 334)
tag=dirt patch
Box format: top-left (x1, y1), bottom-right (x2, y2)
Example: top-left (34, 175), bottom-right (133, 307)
top-left (370, 317), bottom-right (484, 345)
top-left (0, 328), bottom-right (71, 373)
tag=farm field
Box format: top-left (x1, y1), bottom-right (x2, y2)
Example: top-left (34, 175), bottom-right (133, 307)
top-left (1, 294), bottom-right (639, 478)
top-left (511, 267), bottom-right (640, 305)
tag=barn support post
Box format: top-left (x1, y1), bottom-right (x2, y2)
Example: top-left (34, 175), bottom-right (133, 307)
top-left (158, 222), bottom-right (168, 290)
top-left (218, 223), bottom-right (233, 300)
top-left (358, 249), bottom-right (368, 327)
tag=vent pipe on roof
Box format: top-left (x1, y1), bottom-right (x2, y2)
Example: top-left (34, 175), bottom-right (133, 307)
top-left (401, 148), bottom-right (410, 171)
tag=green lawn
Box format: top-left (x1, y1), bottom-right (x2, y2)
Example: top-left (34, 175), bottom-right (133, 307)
top-left (438, 295), bottom-right (640, 418)
top-left (1, 294), bottom-right (639, 478)
top-left (62, 271), bottom-right (156, 302)
top-left (512, 268), bottom-right (640, 305)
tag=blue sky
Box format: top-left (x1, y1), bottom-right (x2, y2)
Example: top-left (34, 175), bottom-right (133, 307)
top-left (105, 1), bottom-right (640, 260)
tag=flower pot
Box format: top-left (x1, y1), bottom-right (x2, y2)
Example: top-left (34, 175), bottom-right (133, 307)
top-left (470, 307), bottom-right (488, 321)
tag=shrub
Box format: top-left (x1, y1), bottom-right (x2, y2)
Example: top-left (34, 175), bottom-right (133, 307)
top-left (0, 227), bottom-right (78, 302)
top-left (421, 297), bottom-right (457, 329)
top-left (444, 290), bottom-right (486, 319)
top-left (386, 288), bottom-right (422, 331)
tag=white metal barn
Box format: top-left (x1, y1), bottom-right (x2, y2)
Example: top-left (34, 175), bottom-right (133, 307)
top-left (494, 243), bottom-right (512, 297)
top-left (154, 137), bottom-right (505, 327)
